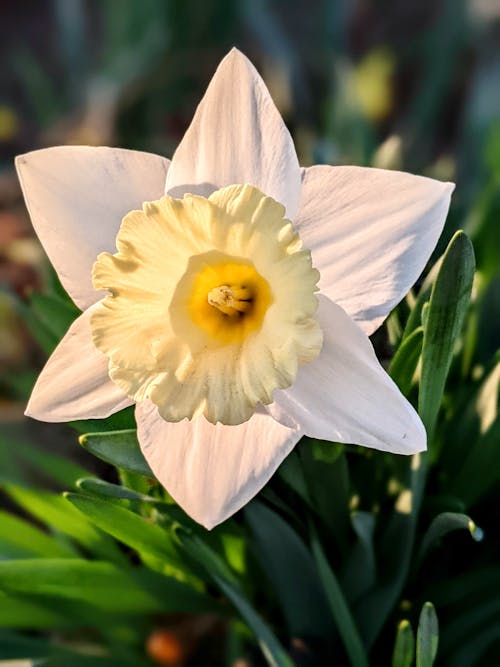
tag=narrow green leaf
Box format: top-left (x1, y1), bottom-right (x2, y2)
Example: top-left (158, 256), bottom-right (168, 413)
top-left (402, 258), bottom-right (442, 341)
top-left (310, 529), bottom-right (369, 667)
top-left (79, 430), bottom-right (153, 477)
top-left (341, 512), bottom-right (376, 604)
top-left (4, 485), bottom-right (126, 564)
top-left (389, 326), bottom-right (424, 396)
top-left (418, 512), bottom-right (483, 564)
top-left (64, 492), bottom-right (189, 580)
top-left (180, 532), bottom-right (293, 667)
top-left (416, 602), bottom-right (439, 667)
top-left (0, 559), bottom-right (212, 615)
top-left (449, 362), bottom-right (500, 506)
top-left (419, 231), bottom-right (475, 438)
top-left (353, 449), bottom-right (428, 649)
top-left (15, 296), bottom-right (59, 355)
top-left (29, 291), bottom-right (79, 339)
top-left (0, 591), bottom-right (70, 628)
top-left (277, 449), bottom-right (310, 504)
top-left (76, 477), bottom-right (156, 502)
top-left (421, 301), bottom-right (430, 328)
top-left (475, 361), bottom-right (500, 434)
top-left (245, 501), bottom-right (333, 638)
top-left (213, 573), bottom-right (294, 667)
top-left (16, 442), bottom-right (90, 487)
top-left (71, 406), bottom-right (136, 434)
top-left (299, 439), bottom-right (351, 551)
top-left (0, 510), bottom-right (75, 559)
top-left (392, 620), bottom-right (415, 667)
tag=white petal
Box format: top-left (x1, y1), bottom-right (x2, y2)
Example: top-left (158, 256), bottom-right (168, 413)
top-left (296, 166), bottom-right (454, 335)
top-left (16, 146), bottom-right (170, 310)
top-left (269, 296), bottom-right (426, 455)
top-left (165, 48), bottom-right (301, 219)
top-left (26, 304), bottom-right (132, 422)
top-left (136, 401), bottom-right (302, 529)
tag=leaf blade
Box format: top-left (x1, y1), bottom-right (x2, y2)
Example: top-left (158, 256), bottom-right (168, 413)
top-left (79, 430), bottom-right (153, 477)
top-left (419, 231), bottom-right (475, 438)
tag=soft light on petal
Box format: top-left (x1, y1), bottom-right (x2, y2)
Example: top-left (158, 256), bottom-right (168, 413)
top-left (295, 165), bottom-right (454, 335)
top-left (26, 305), bottom-right (132, 422)
top-left (136, 401), bottom-right (302, 529)
top-left (16, 146), bottom-right (170, 310)
top-left (165, 48), bottom-right (301, 219)
top-left (269, 295), bottom-right (426, 455)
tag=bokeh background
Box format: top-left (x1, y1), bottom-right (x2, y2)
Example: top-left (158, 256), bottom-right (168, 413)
top-left (0, 1), bottom-right (499, 665)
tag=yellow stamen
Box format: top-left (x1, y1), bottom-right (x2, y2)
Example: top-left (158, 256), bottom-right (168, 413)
top-left (207, 284), bottom-right (253, 316)
top-left (183, 258), bottom-right (273, 345)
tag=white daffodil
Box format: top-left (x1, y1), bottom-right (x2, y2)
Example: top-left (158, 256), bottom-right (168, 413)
top-left (16, 49), bottom-right (454, 529)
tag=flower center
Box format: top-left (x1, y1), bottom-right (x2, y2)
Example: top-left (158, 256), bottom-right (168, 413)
top-left (90, 184), bottom-right (322, 425)
top-left (207, 284), bottom-right (252, 316)
top-left (180, 256), bottom-right (273, 346)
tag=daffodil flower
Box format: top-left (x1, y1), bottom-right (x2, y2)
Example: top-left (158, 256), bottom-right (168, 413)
top-left (16, 49), bottom-right (454, 528)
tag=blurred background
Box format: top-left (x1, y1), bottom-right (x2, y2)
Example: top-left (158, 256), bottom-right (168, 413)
top-left (1, 0), bottom-right (499, 423)
top-left (0, 1), bottom-right (499, 664)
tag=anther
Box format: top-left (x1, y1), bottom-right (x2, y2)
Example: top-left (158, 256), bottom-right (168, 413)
top-left (207, 285), bottom-right (253, 317)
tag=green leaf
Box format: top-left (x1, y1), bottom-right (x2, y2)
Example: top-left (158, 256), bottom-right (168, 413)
top-left (416, 602), bottom-right (439, 667)
top-left (16, 441), bottom-right (90, 487)
top-left (64, 492), bottom-right (189, 580)
top-left (0, 510), bottom-right (76, 559)
top-left (418, 512), bottom-right (483, 564)
top-left (389, 326), bottom-right (424, 396)
top-left (392, 620), bottom-right (415, 667)
top-left (213, 573), bottom-right (294, 667)
top-left (310, 528), bottom-right (369, 667)
top-left (402, 258), bottom-right (442, 341)
top-left (4, 485), bottom-right (126, 564)
top-left (419, 231), bottom-right (475, 438)
top-left (29, 291), bottom-right (79, 340)
top-left (14, 296), bottom-right (59, 355)
top-left (277, 449), bottom-right (310, 504)
top-left (353, 446), bottom-right (428, 650)
top-left (180, 531), bottom-right (293, 667)
top-left (76, 477), bottom-right (156, 502)
top-left (78, 430), bottom-right (153, 477)
top-left (0, 591), bottom-right (71, 628)
top-left (299, 439), bottom-right (351, 551)
top-left (245, 501), bottom-right (333, 638)
top-left (449, 362), bottom-right (500, 506)
top-left (0, 559), bottom-right (212, 615)
top-left (341, 512), bottom-right (376, 604)
top-left (71, 406), bottom-right (136, 434)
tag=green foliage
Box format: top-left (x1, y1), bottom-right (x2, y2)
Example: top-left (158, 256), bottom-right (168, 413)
top-left (419, 231), bottom-right (475, 438)
top-left (245, 501), bottom-right (333, 638)
top-left (392, 620), bottom-right (415, 667)
top-left (416, 602), bottom-right (439, 667)
top-left (78, 430), bottom-right (153, 476)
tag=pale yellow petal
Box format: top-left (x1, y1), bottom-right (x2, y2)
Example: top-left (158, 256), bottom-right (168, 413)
top-left (90, 184), bottom-right (321, 424)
